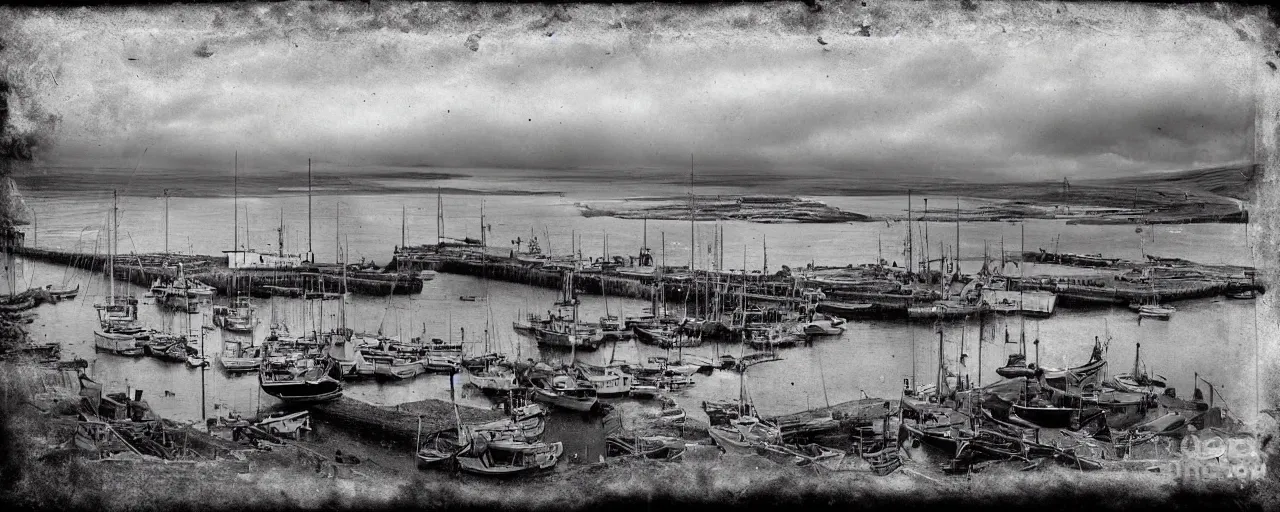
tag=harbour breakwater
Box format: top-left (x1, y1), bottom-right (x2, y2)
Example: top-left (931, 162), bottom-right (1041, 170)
top-left (15, 247), bottom-right (423, 296)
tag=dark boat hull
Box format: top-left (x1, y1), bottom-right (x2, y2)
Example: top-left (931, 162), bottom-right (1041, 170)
top-left (1011, 405), bottom-right (1074, 429)
top-left (260, 379), bottom-right (344, 403)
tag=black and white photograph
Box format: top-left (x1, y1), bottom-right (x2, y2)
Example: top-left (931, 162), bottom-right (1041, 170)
top-left (0, 2), bottom-right (1276, 510)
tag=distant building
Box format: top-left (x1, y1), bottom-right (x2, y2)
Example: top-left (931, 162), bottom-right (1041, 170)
top-left (224, 250), bottom-right (305, 269)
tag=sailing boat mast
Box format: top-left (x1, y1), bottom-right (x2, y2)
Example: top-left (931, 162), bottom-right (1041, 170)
top-left (1020, 222), bottom-right (1026, 355)
top-left (906, 189), bottom-right (913, 276)
top-left (234, 152), bottom-right (239, 256)
top-left (936, 328), bottom-right (944, 402)
top-left (401, 205), bottom-right (406, 250)
top-left (923, 198), bottom-right (930, 278)
top-left (108, 190), bottom-right (116, 303)
top-left (688, 158), bottom-right (696, 316)
top-left (278, 208), bottom-right (285, 257)
top-left (308, 159), bottom-right (313, 260)
top-left (163, 188), bottom-right (170, 255)
top-left (955, 197), bottom-right (961, 279)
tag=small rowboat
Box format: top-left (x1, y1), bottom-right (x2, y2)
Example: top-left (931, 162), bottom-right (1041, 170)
top-left (1137, 304), bottom-right (1175, 320)
top-left (459, 296), bottom-right (480, 302)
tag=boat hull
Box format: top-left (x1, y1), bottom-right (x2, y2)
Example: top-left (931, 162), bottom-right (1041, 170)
top-left (529, 388), bottom-right (598, 412)
top-left (219, 357), bottom-right (261, 373)
top-left (93, 331), bottom-right (144, 356)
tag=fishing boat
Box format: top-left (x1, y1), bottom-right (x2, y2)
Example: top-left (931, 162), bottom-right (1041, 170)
top-left (629, 384), bottom-right (660, 399)
top-left (213, 296), bottom-right (255, 333)
top-left (0, 297), bottom-right (36, 312)
top-left (707, 416), bottom-right (783, 455)
top-left (596, 315), bottom-right (631, 342)
top-left (528, 374), bottom-right (599, 413)
top-left (1136, 304), bottom-right (1175, 320)
top-left (1040, 338), bottom-right (1107, 391)
top-left (258, 355), bottom-right (344, 403)
top-left (1090, 390), bottom-right (1149, 430)
top-left (467, 364), bottom-right (519, 393)
top-left (94, 309), bottom-right (148, 356)
top-left (219, 343), bottom-right (263, 373)
top-left (325, 332), bottom-right (376, 380)
top-left (1010, 401), bottom-right (1075, 429)
top-left (42, 284), bottom-right (80, 301)
top-left (372, 355), bottom-right (427, 380)
top-left (471, 408), bottom-right (548, 441)
top-left (455, 434), bottom-right (563, 477)
top-left (796, 314), bottom-right (845, 336)
top-left (906, 299), bottom-right (988, 320)
top-left (185, 355), bottom-right (210, 368)
top-left (418, 270), bottom-right (438, 281)
top-left (1106, 342), bottom-right (1166, 396)
top-left (757, 443), bottom-right (846, 471)
top-left (422, 354), bottom-right (461, 373)
top-left (416, 429), bottom-right (466, 469)
top-left (656, 396), bottom-right (686, 424)
top-left (745, 326), bottom-right (802, 350)
top-left (459, 296), bottom-right (480, 302)
top-left (529, 271), bottom-right (605, 351)
top-left (1227, 290), bottom-right (1256, 300)
top-left (574, 363), bottom-right (634, 398)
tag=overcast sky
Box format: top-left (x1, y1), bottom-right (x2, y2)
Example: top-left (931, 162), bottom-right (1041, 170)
top-left (7, 5), bottom-right (1258, 183)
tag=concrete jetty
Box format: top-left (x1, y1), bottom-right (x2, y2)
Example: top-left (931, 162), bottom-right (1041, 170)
top-left (16, 247), bottom-right (423, 296)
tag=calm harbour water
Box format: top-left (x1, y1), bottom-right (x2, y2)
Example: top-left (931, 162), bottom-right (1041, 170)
top-left (14, 187), bottom-right (1264, 430)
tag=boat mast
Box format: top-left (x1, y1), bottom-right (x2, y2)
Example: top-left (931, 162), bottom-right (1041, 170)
top-left (955, 197), bottom-right (961, 279)
top-left (401, 205), bottom-right (406, 250)
top-left (923, 198), bottom-right (929, 279)
top-left (569, 270), bottom-right (577, 364)
top-left (109, 190), bottom-right (116, 303)
top-left (1020, 222), bottom-right (1026, 355)
top-left (278, 208), bottom-right (285, 257)
top-left (163, 188), bottom-right (169, 255)
top-left (642, 215), bottom-right (648, 263)
top-left (977, 305), bottom-right (985, 386)
top-left (308, 159), bottom-right (313, 260)
top-left (936, 328), bottom-right (944, 402)
top-left (436, 190), bottom-right (443, 245)
top-left (603, 232), bottom-right (610, 317)
top-left (906, 189), bottom-right (913, 277)
top-left (689, 158), bottom-right (696, 317)
top-left (234, 152), bottom-right (239, 258)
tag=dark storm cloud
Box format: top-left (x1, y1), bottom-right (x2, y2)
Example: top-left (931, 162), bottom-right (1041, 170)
top-left (12, 8), bottom-right (1256, 182)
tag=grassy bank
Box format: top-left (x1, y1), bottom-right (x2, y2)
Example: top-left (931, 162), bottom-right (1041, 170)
top-left (3, 361), bottom-right (1277, 512)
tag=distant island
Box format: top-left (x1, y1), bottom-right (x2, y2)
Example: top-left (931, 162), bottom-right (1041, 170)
top-left (577, 164), bottom-right (1254, 225)
top-left (578, 196), bottom-right (868, 223)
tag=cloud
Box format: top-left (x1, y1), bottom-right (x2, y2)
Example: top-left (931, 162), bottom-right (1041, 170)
top-left (8, 5), bottom-right (1257, 183)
